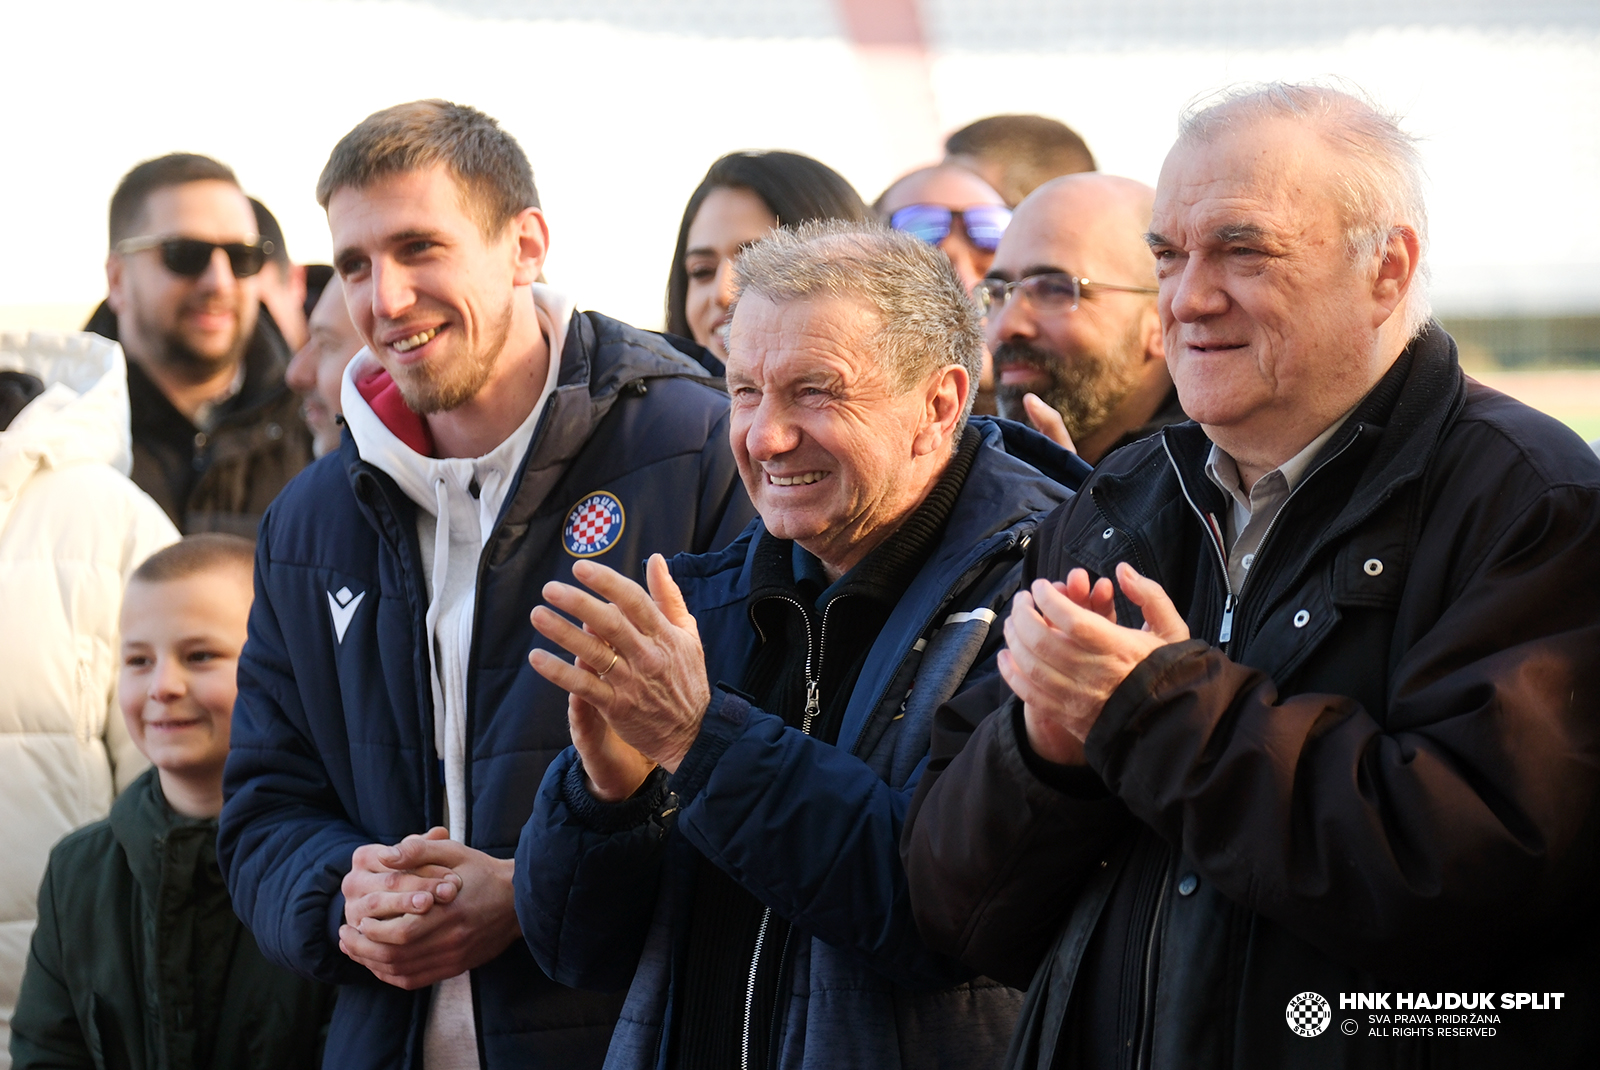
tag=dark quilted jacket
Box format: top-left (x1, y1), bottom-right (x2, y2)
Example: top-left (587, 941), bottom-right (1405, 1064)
top-left (218, 311), bottom-right (755, 1070)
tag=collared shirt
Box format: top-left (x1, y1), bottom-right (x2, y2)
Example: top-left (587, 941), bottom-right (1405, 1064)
top-left (1203, 410), bottom-right (1354, 591)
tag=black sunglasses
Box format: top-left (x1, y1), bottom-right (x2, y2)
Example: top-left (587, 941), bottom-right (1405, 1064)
top-left (115, 235), bottom-right (275, 278)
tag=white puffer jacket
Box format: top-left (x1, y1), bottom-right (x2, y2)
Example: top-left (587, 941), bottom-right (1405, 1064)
top-left (0, 331), bottom-right (178, 1066)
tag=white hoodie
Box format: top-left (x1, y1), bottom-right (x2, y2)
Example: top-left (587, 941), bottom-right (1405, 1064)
top-left (338, 286), bottom-right (572, 1070)
top-left (0, 331), bottom-right (179, 1066)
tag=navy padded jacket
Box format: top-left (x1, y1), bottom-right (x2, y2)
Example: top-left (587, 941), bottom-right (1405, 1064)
top-left (516, 418), bottom-right (1089, 1070)
top-left (218, 311), bottom-right (755, 1070)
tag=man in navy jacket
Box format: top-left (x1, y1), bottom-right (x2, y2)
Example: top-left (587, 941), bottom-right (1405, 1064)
top-left (516, 222), bottom-right (1087, 1069)
top-left (217, 100), bottom-right (751, 1070)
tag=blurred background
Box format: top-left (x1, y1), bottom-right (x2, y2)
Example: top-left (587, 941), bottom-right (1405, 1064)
top-left (4, 0), bottom-right (1597, 435)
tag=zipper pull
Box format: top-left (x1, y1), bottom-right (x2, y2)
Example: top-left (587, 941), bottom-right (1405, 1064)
top-left (1218, 594), bottom-right (1236, 645)
top-left (801, 678), bottom-right (820, 734)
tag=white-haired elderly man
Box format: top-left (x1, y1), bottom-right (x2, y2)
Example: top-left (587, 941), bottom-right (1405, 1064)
top-left (903, 84), bottom-right (1600, 1068)
top-left (514, 221), bottom-right (1087, 1069)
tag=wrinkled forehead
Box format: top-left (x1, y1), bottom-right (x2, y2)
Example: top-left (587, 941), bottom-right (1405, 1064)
top-left (726, 291), bottom-right (883, 379)
top-left (136, 180), bottom-right (257, 241)
top-left (1153, 121), bottom-right (1342, 240)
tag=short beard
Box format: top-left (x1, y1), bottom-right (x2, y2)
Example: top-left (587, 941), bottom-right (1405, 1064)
top-left (137, 305), bottom-right (251, 385)
top-left (993, 324), bottom-right (1145, 443)
top-left (389, 298), bottom-right (512, 415)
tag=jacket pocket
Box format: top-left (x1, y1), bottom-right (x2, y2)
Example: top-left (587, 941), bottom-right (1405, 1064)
top-left (86, 992), bottom-right (133, 1070)
top-left (1243, 572), bottom-right (1341, 685)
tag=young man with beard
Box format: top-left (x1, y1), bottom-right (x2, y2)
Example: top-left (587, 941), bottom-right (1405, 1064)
top-left (218, 100), bottom-right (752, 1070)
top-left (979, 173), bottom-right (1186, 465)
top-left (89, 155), bottom-right (313, 534)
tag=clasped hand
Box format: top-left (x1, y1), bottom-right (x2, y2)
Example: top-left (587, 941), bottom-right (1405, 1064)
top-left (339, 827), bottom-right (520, 990)
top-left (998, 562), bottom-right (1189, 765)
top-left (528, 553), bottom-right (711, 802)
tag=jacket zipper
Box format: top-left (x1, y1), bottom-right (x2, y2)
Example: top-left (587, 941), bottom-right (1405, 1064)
top-left (1161, 431), bottom-right (1361, 653)
top-left (742, 594), bottom-right (831, 1070)
top-left (1160, 438), bottom-right (1238, 648)
top-left (1132, 856), bottom-right (1173, 1070)
top-left (740, 908), bottom-right (773, 1070)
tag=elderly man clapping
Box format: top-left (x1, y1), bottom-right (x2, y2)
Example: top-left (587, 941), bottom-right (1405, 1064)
top-left (903, 84), bottom-right (1600, 1068)
top-left (516, 221), bottom-right (1085, 1070)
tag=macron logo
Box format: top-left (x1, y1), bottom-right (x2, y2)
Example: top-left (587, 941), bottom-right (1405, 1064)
top-left (327, 586), bottom-right (366, 643)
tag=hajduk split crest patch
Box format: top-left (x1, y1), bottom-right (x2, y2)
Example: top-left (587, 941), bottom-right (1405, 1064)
top-left (563, 491), bottom-right (626, 557)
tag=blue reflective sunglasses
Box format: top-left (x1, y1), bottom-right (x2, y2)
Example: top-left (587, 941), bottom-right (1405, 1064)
top-left (888, 203), bottom-right (1013, 251)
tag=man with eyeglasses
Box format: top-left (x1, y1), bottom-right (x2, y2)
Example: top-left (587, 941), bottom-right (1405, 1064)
top-left (86, 153), bottom-right (312, 535)
top-left (977, 172), bottom-right (1185, 466)
top-left (879, 163), bottom-right (1011, 414)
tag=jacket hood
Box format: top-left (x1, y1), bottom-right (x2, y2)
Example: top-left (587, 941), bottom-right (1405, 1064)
top-left (340, 284), bottom-right (576, 514)
top-left (338, 286), bottom-right (716, 519)
top-left (0, 330), bottom-right (134, 531)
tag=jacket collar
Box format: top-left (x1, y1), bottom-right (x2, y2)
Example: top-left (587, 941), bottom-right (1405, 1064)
top-left (677, 417), bottom-right (1075, 754)
top-left (1091, 323), bottom-right (1465, 543)
top-left (87, 298), bottom-right (292, 441)
top-left (339, 303), bottom-right (717, 548)
top-left (109, 767), bottom-right (219, 899)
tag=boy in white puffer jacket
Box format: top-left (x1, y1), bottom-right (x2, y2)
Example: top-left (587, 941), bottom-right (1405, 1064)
top-left (0, 331), bottom-right (178, 1067)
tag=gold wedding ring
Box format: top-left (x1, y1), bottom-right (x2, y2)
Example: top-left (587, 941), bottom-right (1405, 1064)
top-left (595, 648), bottom-right (620, 680)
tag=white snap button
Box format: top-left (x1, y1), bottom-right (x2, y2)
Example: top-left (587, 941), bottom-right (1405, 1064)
top-left (1102, 527), bottom-right (1114, 540)
top-left (1242, 553), bottom-right (1255, 570)
top-left (1363, 558), bottom-right (1383, 576)
top-left (1293, 609), bottom-right (1310, 628)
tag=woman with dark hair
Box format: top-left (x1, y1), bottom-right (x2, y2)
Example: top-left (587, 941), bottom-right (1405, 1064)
top-left (665, 151), bottom-right (869, 371)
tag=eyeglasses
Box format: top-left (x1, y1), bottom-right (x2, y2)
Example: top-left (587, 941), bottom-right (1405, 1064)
top-left (973, 272), bottom-right (1158, 315)
top-left (114, 235), bottom-right (275, 279)
top-left (888, 204), bottom-right (1012, 252)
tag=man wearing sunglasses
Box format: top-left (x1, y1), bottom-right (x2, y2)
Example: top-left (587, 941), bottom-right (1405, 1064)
top-left (879, 163), bottom-right (1011, 413)
top-left (87, 153), bottom-right (312, 535)
top-left (979, 173), bottom-right (1185, 465)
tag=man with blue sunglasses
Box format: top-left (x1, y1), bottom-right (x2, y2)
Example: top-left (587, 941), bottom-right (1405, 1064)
top-left (879, 164), bottom-right (1011, 413)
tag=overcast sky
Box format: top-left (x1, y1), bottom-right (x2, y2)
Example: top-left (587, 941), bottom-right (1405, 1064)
top-left (3, 0), bottom-right (1595, 331)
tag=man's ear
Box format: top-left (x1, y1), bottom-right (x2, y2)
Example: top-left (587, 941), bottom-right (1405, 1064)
top-left (106, 254), bottom-right (126, 316)
top-left (510, 207), bottom-right (551, 287)
top-left (912, 364), bottom-right (970, 457)
top-left (1140, 301), bottom-right (1165, 364)
top-left (1371, 225), bottom-right (1420, 326)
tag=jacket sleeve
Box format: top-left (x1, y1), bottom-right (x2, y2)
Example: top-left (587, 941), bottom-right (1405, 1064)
top-left (667, 688), bottom-right (973, 990)
top-left (902, 676), bottom-right (1134, 989)
top-left (218, 530), bottom-right (374, 986)
top-left (516, 748), bottom-right (670, 992)
top-left (9, 863), bottom-right (93, 1069)
top-left (1085, 480), bottom-right (1600, 977)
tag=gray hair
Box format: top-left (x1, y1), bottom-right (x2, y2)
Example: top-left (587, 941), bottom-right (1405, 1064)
top-left (1179, 82), bottom-right (1431, 340)
top-left (731, 220), bottom-right (985, 427)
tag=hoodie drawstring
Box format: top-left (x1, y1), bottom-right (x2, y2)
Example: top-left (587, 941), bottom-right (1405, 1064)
top-left (423, 476), bottom-right (452, 792)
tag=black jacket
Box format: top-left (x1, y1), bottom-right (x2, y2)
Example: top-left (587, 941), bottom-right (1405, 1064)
top-left (218, 310), bottom-right (754, 1070)
top-left (903, 325), bottom-right (1600, 1068)
top-left (10, 768), bottom-right (334, 1069)
top-left (85, 301), bottom-right (313, 535)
